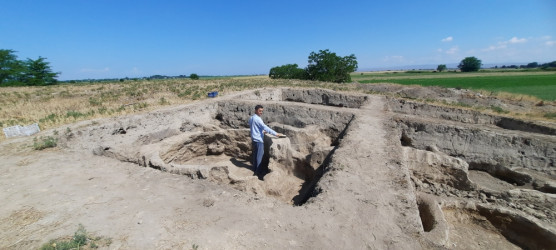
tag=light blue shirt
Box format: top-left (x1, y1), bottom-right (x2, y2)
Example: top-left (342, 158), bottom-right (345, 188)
top-left (248, 114), bottom-right (277, 142)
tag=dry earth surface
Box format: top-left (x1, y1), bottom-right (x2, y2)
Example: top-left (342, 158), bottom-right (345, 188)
top-left (1, 86), bottom-right (555, 249)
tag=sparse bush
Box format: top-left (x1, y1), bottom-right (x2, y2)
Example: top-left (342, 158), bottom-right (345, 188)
top-left (133, 102), bottom-right (148, 110)
top-left (66, 110), bottom-right (86, 119)
top-left (89, 97), bottom-right (102, 106)
top-left (490, 105), bottom-right (509, 114)
top-left (190, 73), bottom-right (199, 80)
top-left (159, 97), bottom-right (169, 105)
top-left (33, 136), bottom-right (58, 150)
top-left (40, 224), bottom-right (111, 250)
top-left (544, 112), bottom-right (556, 119)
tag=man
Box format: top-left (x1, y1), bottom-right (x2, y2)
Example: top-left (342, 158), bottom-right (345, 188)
top-left (248, 105), bottom-right (283, 179)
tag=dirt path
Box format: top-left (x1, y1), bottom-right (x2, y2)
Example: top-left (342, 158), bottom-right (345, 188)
top-left (305, 95), bottom-right (422, 248)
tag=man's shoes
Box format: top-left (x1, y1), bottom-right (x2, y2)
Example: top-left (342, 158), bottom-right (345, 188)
top-left (253, 172), bottom-right (264, 181)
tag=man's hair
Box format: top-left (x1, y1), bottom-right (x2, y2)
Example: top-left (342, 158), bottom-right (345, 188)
top-left (255, 105), bottom-right (263, 111)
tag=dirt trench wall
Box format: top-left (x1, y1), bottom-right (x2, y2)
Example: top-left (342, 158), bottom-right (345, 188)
top-left (281, 88), bottom-right (368, 108)
top-left (387, 98), bottom-right (556, 136)
top-left (397, 118), bottom-right (556, 175)
top-left (216, 101), bottom-right (354, 137)
top-left (231, 88), bottom-right (368, 108)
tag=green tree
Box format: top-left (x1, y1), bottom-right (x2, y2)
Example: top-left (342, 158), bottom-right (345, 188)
top-left (526, 62), bottom-right (538, 68)
top-left (269, 64), bottom-right (307, 79)
top-left (23, 57), bottom-right (59, 85)
top-left (458, 56), bottom-right (482, 72)
top-left (0, 49), bottom-right (25, 85)
top-left (306, 49), bottom-right (358, 83)
top-left (190, 73), bottom-right (199, 80)
top-left (436, 64), bottom-right (447, 72)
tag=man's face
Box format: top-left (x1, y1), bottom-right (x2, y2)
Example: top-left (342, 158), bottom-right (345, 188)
top-left (255, 108), bottom-right (263, 116)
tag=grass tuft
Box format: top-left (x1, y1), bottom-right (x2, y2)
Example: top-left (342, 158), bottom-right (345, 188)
top-left (39, 224), bottom-right (111, 250)
top-left (544, 112), bottom-right (556, 119)
top-left (490, 105), bottom-right (510, 114)
top-left (33, 136), bottom-right (58, 150)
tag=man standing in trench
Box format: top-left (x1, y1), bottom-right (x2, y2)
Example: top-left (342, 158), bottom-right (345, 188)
top-left (249, 105), bottom-right (283, 180)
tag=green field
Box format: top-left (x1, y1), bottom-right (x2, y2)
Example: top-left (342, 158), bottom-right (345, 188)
top-left (352, 71), bottom-right (556, 101)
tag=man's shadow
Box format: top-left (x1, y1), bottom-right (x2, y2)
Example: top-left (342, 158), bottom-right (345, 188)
top-left (229, 157), bottom-right (269, 179)
top-left (230, 157), bottom-right (253, 171)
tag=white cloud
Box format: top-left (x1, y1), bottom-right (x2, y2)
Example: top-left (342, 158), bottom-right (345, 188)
top-left (508, 37), bottom-right (527, 44)
top-left (482, 36), bottom-right (527, 52)
top-left (445, 46), bottom-right (459, 54)
top-left (546, 41), bottom-right (556, 46)
top-left (441, 36), bottom-right (453, 42)
top-left (483, 44), bottom-right (507, 52)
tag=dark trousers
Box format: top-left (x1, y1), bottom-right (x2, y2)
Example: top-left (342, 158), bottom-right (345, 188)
top-left (252, 141), bottom-right (264, 175)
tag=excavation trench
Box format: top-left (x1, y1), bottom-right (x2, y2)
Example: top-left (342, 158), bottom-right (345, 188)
top-left (86, 88), bottom-right (555, 246)
top-left (155, 121), bottom-right (350, 205)
top-left (92, 93), bottom-right (358, 205)
top-left (397, 113), bottom-right (556, 248)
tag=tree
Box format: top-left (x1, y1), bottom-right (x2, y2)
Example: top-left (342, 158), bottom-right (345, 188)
top-left (526, 62), bottom-right (538, 68)
top-left (458, 56), bottom-right (482, 72)
top-left (23, 57), bottom-right (59, 85)
top-left (0, 50), bottom-right (60, 86)
top-left (0, 49), bottom-right (25, 85)
top-left (436, 64), bottom-right (447, 72)
top-left (540, 61), bottom-right (556, 68)
top-left (189, 73), bottom-right (199, 80)
top-left (269, 64), bottom-right (307, 79)
top-left (306, 49), bottom-right (358, 83)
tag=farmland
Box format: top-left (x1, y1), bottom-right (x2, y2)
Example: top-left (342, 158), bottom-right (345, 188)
top-left (353, 70), bottom-right (556, 101)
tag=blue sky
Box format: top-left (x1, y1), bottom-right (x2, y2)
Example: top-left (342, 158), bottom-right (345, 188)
top-left (1, 0), bottom-right (555, 80)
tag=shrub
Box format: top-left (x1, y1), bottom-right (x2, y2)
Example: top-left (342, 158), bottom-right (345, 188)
top-left (544, 112), bottom-right (556, 119)
top-left (33, 136), bottom-right (58, 150)
top-left (40, 224), bottom-right (111, 250)
top-left (490, 105), bottom-right (509, 114)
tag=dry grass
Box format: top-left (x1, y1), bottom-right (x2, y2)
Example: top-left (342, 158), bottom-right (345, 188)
top-left (0, 78), bottom-right (335, 141)
top-left (1, 77), bottom-right (554, 142)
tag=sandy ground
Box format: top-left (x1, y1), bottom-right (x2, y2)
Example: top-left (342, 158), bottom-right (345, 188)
top-left (1, 87), bottom-right (554, 249)
top-left (1, 93), bottom-right (421, 249)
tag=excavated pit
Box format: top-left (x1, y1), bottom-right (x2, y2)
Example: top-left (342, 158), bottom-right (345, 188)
top-left (80, 88), bottom-right (555, 246)
top-left (394, 98), bottom-right (556, 248)
top-left (154, 120), bottom-right (351, 205)
top-left (90, 89), bottom-right (359, 205)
